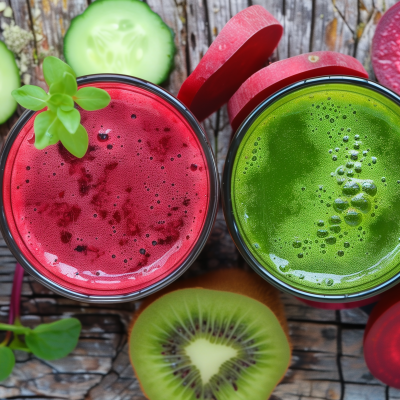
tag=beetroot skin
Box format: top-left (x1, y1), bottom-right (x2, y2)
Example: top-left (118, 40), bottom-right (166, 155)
top-left (178, 5), bottom-right (282, 122)
top-left (372, 2), bottom-right (400, 95)
top-left (363, 286), bottom-right (400, 388)
top-left (228, 51), bottom-right (369, 131)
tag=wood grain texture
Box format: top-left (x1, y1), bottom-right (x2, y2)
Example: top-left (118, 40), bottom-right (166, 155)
top-left (1, 0), bottom-right (400, 399)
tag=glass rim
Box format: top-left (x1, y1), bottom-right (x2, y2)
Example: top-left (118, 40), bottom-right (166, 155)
top-left (222, 75), bottom-right (400, 303)
top-left (0, 73), bottom-right (219, 303)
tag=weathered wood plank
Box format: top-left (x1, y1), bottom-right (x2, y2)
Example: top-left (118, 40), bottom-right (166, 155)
top-left (0, 0), bottom-right (13, 48)
top-left (147, 0), bottom-right (188, 95)
top-left (273, 371), bottom-right (342, 400)
top-left (291, 351), bottom-right (339, 381)
top-left (0, 0), bottom-right (29, 138)
top-left (343, 384), bottom-right (386, 400)
top-left (46, 355), bottom-right (112, 374)
top-left (340, 306), bottom-right (369, 325)
top-left (185, 0), bottom-right (209, 74)
top-left (355, 0), bottom-right (400, 79)
top-left (289, 321), bottom-right (338, 353)
top-left (191, 206), bottom-right (239, 272)
top-left (281, 293), bottom-right (337, 322)
top-left (340, 328), bottom-right (383, 386)
top-left (30, 0), bottom-right (87, 58)
top-left (313, 0), bottom-right (358, 56)
top-left (7, 0), bottom-right (38, 85)
top-left (390, 387), bottom-right (400, 400)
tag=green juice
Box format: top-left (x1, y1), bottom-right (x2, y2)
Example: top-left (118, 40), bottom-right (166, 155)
top-left (231, 82), bottom-right (400, 295)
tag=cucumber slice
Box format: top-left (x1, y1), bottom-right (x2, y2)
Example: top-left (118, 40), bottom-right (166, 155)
top-left (64, 0), bottom-right (175, 84)
top-left (0, 40), bottom-right (20, 124)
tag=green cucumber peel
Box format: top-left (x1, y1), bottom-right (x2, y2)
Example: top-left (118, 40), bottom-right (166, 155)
top-left (0, 264), bottom-right (82, 381)
top-left (11, 56), bottom-right (111, 158)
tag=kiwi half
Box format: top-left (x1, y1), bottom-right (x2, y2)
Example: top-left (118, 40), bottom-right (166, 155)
top-left (129, 269), bottom-right (291, 400)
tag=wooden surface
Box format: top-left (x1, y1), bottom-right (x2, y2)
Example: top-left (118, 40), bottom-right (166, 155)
top-left (1, 0), bottom-right (400, 399)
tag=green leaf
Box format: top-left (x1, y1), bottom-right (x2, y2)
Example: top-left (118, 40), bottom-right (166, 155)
top-left (11, 86), bottom-right (49, 111)
top-left (0, 346), bottom-right (15, 381)
top-left (49, 72), bottom-right (78, 96)
top-left (43, 56), bottom-right (76, 86)
top-left (57, 122), bottom-right (89, 159)
top-left (74, 87), bottom-right (111, 111)
top-left (34, 111), bottom-right (60, 150)
top-left (57, 107), bottom-right (80, 134)
top-left (47, 93), bottom-right (74, 113)
top-left (25, 318), bottom-right (82, 360)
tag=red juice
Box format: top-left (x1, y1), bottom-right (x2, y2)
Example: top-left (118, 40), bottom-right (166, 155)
top-left (2, 81), bottom-right (212, 298)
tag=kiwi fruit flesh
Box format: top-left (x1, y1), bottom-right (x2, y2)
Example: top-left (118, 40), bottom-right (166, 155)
top-left (129, 269), bottom-right (291, 400)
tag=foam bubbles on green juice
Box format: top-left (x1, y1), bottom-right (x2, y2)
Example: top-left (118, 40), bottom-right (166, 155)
top-left (232, 84), bottom-right (400, 294)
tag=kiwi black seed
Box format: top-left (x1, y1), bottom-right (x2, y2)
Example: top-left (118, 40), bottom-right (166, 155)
top-left (129, 269), bottom-right (291, 400)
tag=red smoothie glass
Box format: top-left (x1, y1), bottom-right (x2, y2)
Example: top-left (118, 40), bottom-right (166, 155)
top-left (0, 75), bottom-right (218, 302)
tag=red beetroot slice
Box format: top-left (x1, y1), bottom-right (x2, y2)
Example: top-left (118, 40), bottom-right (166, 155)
top-left (372, 2), bottom-right (400, 95)
top-left (228, 51), bottom-right (369, 131)
top-left (177, 6), bottom-right (282, 122)
top-left (364, 286), bottom-right (400, 388)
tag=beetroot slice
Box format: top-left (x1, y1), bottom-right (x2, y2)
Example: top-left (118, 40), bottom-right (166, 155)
top-left (296, 294), bottom-right (380, 310)
top-left (177, 6), bottom-right (282, 122)
top-left (372, 2), bottom-right (400, 95)
top-left (364, 286), bottom-right (400, 388)
top-left (228, 51), bottom-right (369, 131)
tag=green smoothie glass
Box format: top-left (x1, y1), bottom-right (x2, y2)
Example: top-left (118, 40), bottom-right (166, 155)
top-left (222, 76), bottom-right (400, 304)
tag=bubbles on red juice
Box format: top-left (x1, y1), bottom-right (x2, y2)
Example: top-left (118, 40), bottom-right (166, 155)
top-left (97, 132), bottom-right (109, 142)
top-left (9, 83), bottom-right (210, 294)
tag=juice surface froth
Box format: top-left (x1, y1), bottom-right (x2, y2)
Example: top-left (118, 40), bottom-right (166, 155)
top-left (5, 82), bottom-right (209, 295)
top-left (231, 82), bottom-right (400, 295)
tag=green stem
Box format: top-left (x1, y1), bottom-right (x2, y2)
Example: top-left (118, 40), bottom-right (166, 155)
top-left (0, 323), bottom-right (30, 334)
top-left (8, 342), bottom-right (31, 352)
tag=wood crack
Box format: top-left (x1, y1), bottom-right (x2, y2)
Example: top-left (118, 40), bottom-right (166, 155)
top-left (178, 0), bottom-right (191, 77)
top-left (309, 0), bottom-right (316, 52)
top-left (352, 0), bottom-right (362, 57)
top-left (332, 0), bottom-right (355, 35)
top-left (336, 310), bottom-right (345, 400)
top-left (202, 0), bottom-right (212, 46)
top-left (24, 0), bottom-right (38, 58)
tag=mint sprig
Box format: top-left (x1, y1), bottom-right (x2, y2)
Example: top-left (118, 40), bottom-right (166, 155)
top-left (11, 56), bottom-right (111, 158)
top-left (0, 264), bottom-right (82, 381)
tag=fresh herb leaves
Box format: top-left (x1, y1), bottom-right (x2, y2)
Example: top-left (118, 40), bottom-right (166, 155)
top-left (11, 85), bottom-right (49, 111)
top-left (11, 56), bottom-right (111, 158)
top-left (0, 264), bottom-right (82, 381)
top-left (74, 87), bottom-right (111, 110)
top-left (0, 347), bottom-right (15, 381)
top-left (25, 319), bottom-right (82, 360)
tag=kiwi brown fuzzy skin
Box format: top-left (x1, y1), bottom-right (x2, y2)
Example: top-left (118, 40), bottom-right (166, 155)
top-left (129, 268), bottom-right (290, 340)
